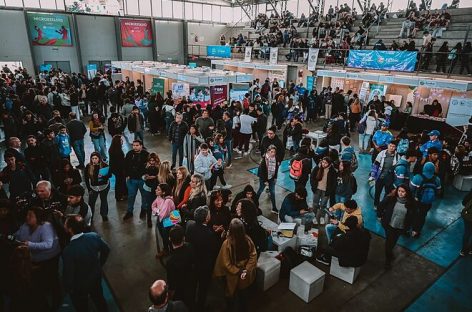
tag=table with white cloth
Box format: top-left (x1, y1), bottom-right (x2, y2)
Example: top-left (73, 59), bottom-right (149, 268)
top-left (305, 131), bottom-right (328, 147)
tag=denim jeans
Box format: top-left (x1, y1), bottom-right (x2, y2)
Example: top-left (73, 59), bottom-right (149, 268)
top-left (92, 136), bottom-right (107, 160)
top-left (359, 133), bottom-right (372, 150)
top-left (313, 189), bottom-right (329, 224)
top-left (142, 189), bottom-right (156, 223)
top-left (374, 176), bottom-right (394, 207)
top-left (171, 143), bottom-right (184, 167)
top-left (256, 179), bottom-right (277, 211)
top-left (325, 223), bottom-right (338, 243)
top-left (71, 139), bottom-right (86, 166)
top-left (224, 139), bottom-right (233, 165)
top-left (89, 185), bottom-right (110, 217)
top-left (134, 130), bottom-right (144, 142)
top-left (126, 178), bottom-right (146, 213)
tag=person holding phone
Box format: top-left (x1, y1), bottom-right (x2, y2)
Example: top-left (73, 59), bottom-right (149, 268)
top-left (84, 152), bottom-right (111, 222)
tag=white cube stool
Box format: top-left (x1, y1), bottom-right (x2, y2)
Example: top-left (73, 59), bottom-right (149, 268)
top-left (289, 261), bottom-right (325, 303)
top-left (453, 174), bottom-right (472, 191)
top-left (256, 251), bottom-right (281, 291)
top-left (272, 234), bottom-right (297, 252)
top-left (329, 257), bottom-right (361, 284)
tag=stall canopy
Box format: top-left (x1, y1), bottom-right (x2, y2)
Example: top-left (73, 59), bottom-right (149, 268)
top-left (112, 61), bottom-right (253, 86)
top-left (211, 59), bottom-right (288, 72)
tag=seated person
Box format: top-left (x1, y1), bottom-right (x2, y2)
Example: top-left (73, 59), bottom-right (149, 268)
top-left (231, 185), bottom-right (260, 215)
top-left (279, 187), bottom-right (314, 224)
top-left (325, 199), bottom-right (363, 243)
top-left (317, 216), bottom-right (371, 267)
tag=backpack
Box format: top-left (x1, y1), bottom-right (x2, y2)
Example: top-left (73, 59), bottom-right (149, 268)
top-left (290, 158), bottom-right (304, 180)
top-left (357, 119), bottom-right (367, 134)
top-left (52, 93), bottom-right (62, 107)
top-left (417, 174), bottom-right (438, 204)
top-left (397, 138), bottom-right (410, 155)
top-left (462, 198), bottom-right (472, 222)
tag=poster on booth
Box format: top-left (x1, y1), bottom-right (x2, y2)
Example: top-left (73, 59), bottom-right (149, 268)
top-left (151, 78), bottom-right (165, 95)
top-left (244, 47), bottom-right (252, 62)
top-left (120, 19), bottom-right (153, 47)
top-left (87, 64), bottom-right (98, 79)
top-left (306, 76), bottom-right (316, 91)
top-left (307, 48), bottom-right (319, 71)
top-left (446, 97), bottom-right (472, 126)
top-left (189, 86), bottom-right (211, 108)
top-left (368, 84), bottom-right (387, 102)
top-left (210, 85), bottom-right (228, 107)
top-left (172, 83), bottom-right (190, 100)
top-left (270, 48), bottom-right (279, 65)
top-left (27, 12), bottom-right (73, 46)
top-left (359, 81), bottom-right (370, 104)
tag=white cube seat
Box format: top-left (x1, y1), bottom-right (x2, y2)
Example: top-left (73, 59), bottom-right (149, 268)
top-left (289, 261), bottom-right (325, 303)
top-left (329, 257), bottom-right (361, 284)
top-left (256, 251), bottom-right (281, 291)
top-left (453, 174), bottom-right (472, 191)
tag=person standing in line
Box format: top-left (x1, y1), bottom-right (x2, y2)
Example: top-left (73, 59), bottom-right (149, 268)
top-left (168, 113), bottom-right (189, 170)
top-left (194, 143), bottom-right (218, 191)
top-left (256, 145), bottom-right (279, 214)
top-left (183, 125), bottom-right (205, 174)
top-left (108, 135), bottom-right (127, 202)
top-left (62, 215), bottom-right (110, 312)
top-left (66, 112), bottom-right (87, 169)
top-left (128, 106), bottom-right (145, 142)
top-left (223, 112), bottom-right (234, 168)
top-left (88, 112), bottom-right (107, 161)
top-left (123, 140), bottom-right (150, 221)
top-left (148, 280), bottom-right (189, 312)
top-left (152, 183), bottom-right (175, 259)
top-left (143, 153), bottom-right (161, 228)
top-left (370, 141), bottom-right (399, 209)
top-left (237, 110), bottom-right (257, 157)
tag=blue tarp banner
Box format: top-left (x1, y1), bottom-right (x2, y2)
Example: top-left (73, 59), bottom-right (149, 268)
top-left (207, 45), bottom-right (231, 58)
top-left (347, 50), bottom-right (417, 72)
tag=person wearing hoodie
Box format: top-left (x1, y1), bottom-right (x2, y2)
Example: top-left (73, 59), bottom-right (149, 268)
top-left (194, 143), bottom-right (217, 191)
top-left (372, 122), bottom-right (394, 162)
top-left (410, 162), bottom-right (441, 237)
top-left (393, 149), bottom-right (418, 188)
top-left (371, 141), bottom-right (400, 209)
top-left (280, 187), bottom-right (313, 223)
top-left (256, 145), bottom-right (279, 213)
top-left (55, 125), bottom-right (71, 160)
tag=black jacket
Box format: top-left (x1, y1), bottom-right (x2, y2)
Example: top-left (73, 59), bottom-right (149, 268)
top-left (127, 113), bottom-right (144, 133)
top-left (310, 165), bottom-right (337, 195)
top-left (260, 135), bottom-right (285, 163)
top-left (330, 228), bottom-right (371, 267)
top-left (185, 223), bottom-right (219, 274)
top-left (182, 193), bottom-right (207, 221)
top-left (66, 119), bottom-right (87, 142)
top-left (258, 156), bottom-right (280, 182)
top-left (124, 150), bottom-right (149, 179)
top-left (167, 244), bottom-right (196, 306)
top-left (168, 121), bottom-right (189, 145)
top-left (378, 195), bottom-right (417, 232)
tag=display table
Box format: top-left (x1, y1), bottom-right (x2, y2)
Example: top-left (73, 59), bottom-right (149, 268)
top-left (406, 115), bottom-right (447, 134)
top-left (305, 131), bottom-right (328, 147)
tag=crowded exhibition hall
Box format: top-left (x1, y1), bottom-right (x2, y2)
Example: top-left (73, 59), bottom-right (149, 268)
top-left (1, 0), bottom-right (472, 311)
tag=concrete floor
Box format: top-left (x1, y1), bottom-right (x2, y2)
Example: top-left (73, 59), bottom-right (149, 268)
top-left (63, 120), bottom-right (451, 312)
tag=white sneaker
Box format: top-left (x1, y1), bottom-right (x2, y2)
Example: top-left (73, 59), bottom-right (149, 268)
top-left (213, 185), bottom-right (221, 190)
top-left (222, 184), bottom-right (232, 189)
top-left (243, 152), bottom-right (249, 157)
top-left (233, 148), bottom-right (241, 153)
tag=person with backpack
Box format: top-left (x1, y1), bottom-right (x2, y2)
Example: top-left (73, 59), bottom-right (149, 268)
top-left (289, 145), bottom-right (313, 190)
top-left (396, 129), bottom-right (410, 156)
top-left (371, 141), bottom-right (399, 209)
top-left (393, 149), bottom-right (418, 188)
top-left (340, 136), bottom-right (358, 172)
top-left (460, 189), bottom-right (472, 257)
top-left (310, 157), bottom-right (337, 225)
top-left (256, 145), bottom-right (279, 214)
top-left (410, 162), bottom-right (442, 237)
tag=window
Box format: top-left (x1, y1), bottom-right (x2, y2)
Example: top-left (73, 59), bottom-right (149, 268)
top-left (37, 0), bottom-right (56, 9)
top-left (126, 0), bottom-right (140, 15)
top-left (232, 6), bottom-right (241, 23)
top-left (193, 3), bottom-right (202, 21)
top-left (152, 0), bottom-right (162, 17)
top-left (173, 1), bottom-right (183, 19)
top-left (5, 0), bottom-right (25, 7)
top-left (23, 0), bottom-right (40, 8)
top-left (212, 5), bottom-right (221, 23)
top-left (185, 2), bottom-right (193, 20)
top-left (202, 4), bottom-right (211, 21)
top-left (139, 0), bottom-right (152, 16)
top-left (221, 6), bottom-right (232, 23)
top-left (162, 0), bottom-right (172, 18)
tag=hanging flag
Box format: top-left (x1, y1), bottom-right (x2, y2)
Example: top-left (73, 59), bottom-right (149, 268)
top-left (244, 47), bottom-right (252, 62)
top-left (307, 48), bottom-right (319, 71)
top-left (270, 47), bottom-right (278, 65)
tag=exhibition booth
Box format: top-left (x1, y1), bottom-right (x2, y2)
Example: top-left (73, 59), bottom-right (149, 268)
top-left (112, 61), bottom-right (253, 107)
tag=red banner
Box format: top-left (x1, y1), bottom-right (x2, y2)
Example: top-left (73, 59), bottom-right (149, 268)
top-left (210, 85), bottom-right (227, 108)
top-left (120, 19), bottom-right (152, 47)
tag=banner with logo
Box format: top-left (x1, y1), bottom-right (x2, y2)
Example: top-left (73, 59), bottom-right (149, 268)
top-left (244, 47), bottom-right (252, 62)
top-left (446, 97), bottom-right (472, 126)
top-left (359, 81), bottom-right (370, 104)
top-left (270, 47), bottom-right (279, 65)
top-left (189, 86), bottom-right (211, 107)
top-left (368, 84), bottom-right (387, 102)
top-left (27, 12), bottom-right (73, 46)
top-left (307, 48), bottom-right (319, 71)
top-left (210, 85), bottom-right (228, 107)
top-left (120, 19), bottom-right (152, 47)
top-left (86, 64), bottom-right (97, 79)
top-left (207, 45), bottom-right (231, 58)
top-left (39, 64), bottom-right (53, 72)
top-left (151, 78), bottom-right (165, 95)
top-left (172, 82), bottom-right (189, 100)
top-left (347, 50), bottom-right (417, 72)
top-left (306, 76), bottom-right (316, 91)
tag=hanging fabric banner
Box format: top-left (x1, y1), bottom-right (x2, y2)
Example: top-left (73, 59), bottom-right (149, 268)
top-left (307, 48), bottom-right (319, 71)
top-left (269, 47), bottom-right (279, 65)
top-left (244, 47), bottom-right (252, 62)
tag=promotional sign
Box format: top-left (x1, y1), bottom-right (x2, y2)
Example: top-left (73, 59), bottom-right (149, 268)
top-left (27, 12), bottom-right (73, 46)
top-left (207, 45), bottom-right (231, 58)
top-left (65, 0), bottom-right (124, 16)
top-left (189, 86), bottom-right (211, 107)
top-left (86, 64), bottom-right (97, 79)
top-left (151, 78), bottom-right (165, 95)
top-left (359, 81), bottom-right (370, 104)
top-left (39, 64), bottom-right (53, 72)
top-left (446, 97), bottom-right (472, 126)
top-left (307, 48), bottom-right (319, 71)
top-left (244, 47), bottom-right (252, 62)
top-left (210, 85), bottom-right (228, 107)
top-left (347, 50), bottom-right (417, 72)
top-left (368, 84), bottom-right (387, 102)
top-left (270, 47), bottom-right (279, 65)
top-left (188, 62), bottom-right (197, 68)
top-left (172, 83), bottom-right (190, 100)
top-left (120, 19), bottom-right (152, 47)
top-left (306, 76), bottom-right (316, 91)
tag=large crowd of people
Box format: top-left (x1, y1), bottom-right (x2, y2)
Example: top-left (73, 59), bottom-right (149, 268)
top-left (1, 60), bottom-right (471, 312)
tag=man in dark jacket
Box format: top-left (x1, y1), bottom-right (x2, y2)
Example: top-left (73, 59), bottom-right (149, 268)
top-left (168, 113), bottom-right (189, 169)
top-left (331, 90), bottom-right (346, 117)
top-left (127, 106), bottom-right (145, 142)
top-left (63, 215), bottom-right (110, 312)
top-left (185, 206), bottom-right (219, 312)
top-left (148, 280), bottom-right (189, 312)
top-left (25, 135), bottom-right (49, 182)
top-left (40, 129), bottom-right (61, 174)
top-left (255, 107), bottom-right (268, 151)
top-left (223, 112), bottom-right (233, 168)
top-left (290, 145), bottom-right (313, 190)
top-left (256, 144), bottom-right (279, 213)
top-left (66, 112), bottom-right (87, 169)
top-left (123, 140), bottom-right (149, 220)
top-left (260, 126), bottom-right (285, 163)
top-left (280, 187), bottom-right (312, 223)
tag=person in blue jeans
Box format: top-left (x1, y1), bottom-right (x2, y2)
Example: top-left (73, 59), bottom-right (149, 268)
top-left (256, 145), bottom-right (279, 213)
top-left (223, 112), bottom-right (233, 168)
top-left (325, 199), bottom-right (363, 243)
top-left (167, 113), bottom-right (188, 169)
top-left (123, 140), bottom-right (150, 220)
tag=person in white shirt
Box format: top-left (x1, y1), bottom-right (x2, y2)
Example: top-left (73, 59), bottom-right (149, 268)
top-left (237, 111), bottom-right (257, 156)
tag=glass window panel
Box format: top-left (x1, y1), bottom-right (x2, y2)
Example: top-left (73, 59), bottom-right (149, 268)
top-left (56, 0), bottom-right (65, 9)
top-left (232, 6), bottom-right (241, 23)
top-left (212, 5), bottom-right (221, 23)
top-left (127, 0), bottom-right (140, 15)
top-left (298, 0), bottom-right (309, 16)
top-left (287, 0), bottom-right (297, 17)
top-left (5, 0), bottom-right (24, 7)
top-left (185, 2), bottom-right (193, 20)
top-left (152, 0), bottom-right (162, 17)
top-left (162, 0), bottom-right (172, 18)
top-left (221, 6), bottom-right (232, 23)
top-left (139, 0), bottom-right (152, 16)
top-left (202, 4), bottom-right (211, 21)
top-left (193, 3), bottom-right (202, 21)
top-left (173, 1), bottom-right (183, 19)
top-left (24, 0), bottom-right (40, 8)
top-left (38, 0), bottom-right (56, 9)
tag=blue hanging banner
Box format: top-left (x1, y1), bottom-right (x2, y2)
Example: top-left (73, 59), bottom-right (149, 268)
top-left (306, 76), bottom-right (316, 91)
top-left (207, 45), bottom-right (231, 58)
top-left (347, 50), bottom-right (417, 72)
top-left (39, 64), bottom-right (53, 72)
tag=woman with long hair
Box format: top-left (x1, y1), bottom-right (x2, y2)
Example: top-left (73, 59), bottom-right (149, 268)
top-left (310, 156), bottom-right (337, 225)
top-left (108, 134), bottom-right (127, 201)
top-left (213, 218), bottom-right (257, 311)
top-left (142, 153), bottom-right (161, 228)
top-left (158, 160), bottom-right (176, 190)
top-left (52, 159), bottom-right (82, 194)
top-left (85, 152), bottom-right (111, 221)
top-left (173, 166), bottom-right (191, 209)
top-left (209, 190), bottom-right (232, 240)
top-left (255, 144), bottom-right (279, 213)
top-left (181, 173), bottom-right (207, 221)
top-left (335, 160), bottom-right (357, 204)
top-left (378, 184), bottom-right (418, 269)
top-left (88, 112), bottom-right (107, 161)
top-left (231, 185), bottom-right (260, 215)
top-left (152, 183), bottom-right (175, 258)
top-left (183, 125), bottom-right (205, 174)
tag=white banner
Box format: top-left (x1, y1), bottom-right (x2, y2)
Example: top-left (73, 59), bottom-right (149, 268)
top-left (307, 48), bottom-right (319, 71)
top-left (446, 97), bottom-right (472, 127)
top-left (244, 47), bottom-right (252, 62)
top-left (269, 47), bottom-right (279, 65)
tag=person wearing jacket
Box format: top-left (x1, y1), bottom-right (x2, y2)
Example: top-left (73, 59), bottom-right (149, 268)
top-left (127, 106), bottom-right (145, 142)
top-left (378, 185), bottom-right (418, 269)
top-left (183, 125), bottom-right (205, 174)
top-left (359, 110), bottom-right (378, 154)
top-left (326, 199), bottom-right (363, 243)
top-left (231, 185), bottom-right (260, 215)
top-left (194, 143), bottom-right (218, 191)
top-left (66, 112), bottom-right (87, 169)
top-left (311, 157), bottom-right (337, 225)
top-left (84, 152), bottom-right (111, 222)
top-left (55, 126), bottom-right (71, 160)
top-left (290, 145), bottom-right (313, 190)
top-left (255, 145), bottom-right (279, 213)
top-left (260, 126), bottom-right (285, 163)
top-left (152, 183), bottom-right (175, 258)
top-left (371, 141), bottom-right (399, 208)
top-left (372, 122), bottom-right (394, 162)
top-left (393, 149), bottom-right (418, 188)
top-left (419, 130), bottom-right (443, 158)
top-left (460, 189), bottom-right (472, 257)
top-left (280, 187), bottom-right (313, 223)
top-left (284, 117), bottom-right (303, 153)
top-left (335, 161), bottom-right (357, 203)
top-left (168, 113), bottom-right (189, 169)
top-left (409, 162), bottom-right (441, 237)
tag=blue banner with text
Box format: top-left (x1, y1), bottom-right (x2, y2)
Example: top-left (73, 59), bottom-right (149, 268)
top-left (347, 50), bottom-right (417, 72)
top-left (207, 45), bottom-right (231, 58)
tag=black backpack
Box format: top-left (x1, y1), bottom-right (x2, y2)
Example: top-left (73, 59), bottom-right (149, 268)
top-left (277, 247), bottom-right (302, 278)
top-left (52, 93), bottom-right (62, 107)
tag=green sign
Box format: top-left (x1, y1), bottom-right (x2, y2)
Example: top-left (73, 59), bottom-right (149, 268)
top-left (151, 78), bottom-right (165, 95)
top-left (27, 12), bottom-right (73, 46)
